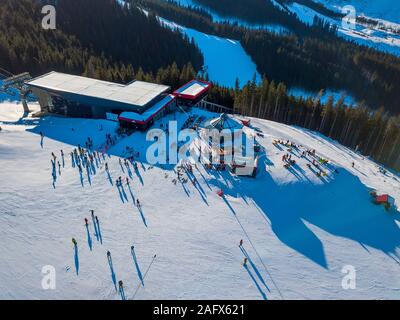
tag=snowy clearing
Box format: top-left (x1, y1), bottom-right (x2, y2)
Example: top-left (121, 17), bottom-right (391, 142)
top-left (158, 17), bottom-right (261, 87)
top-left (171, 0), bottom-right (290, 33)
top-left (289, 87), bottom-right (357, 106)
top-left (315, 0), bottom-right (400, 24)
top-left (287, 2), bottom-right (400, 57)
top-left (0, 102), bottom-right (399, 300)
top-left (168, 0), bottom-right (400, 56)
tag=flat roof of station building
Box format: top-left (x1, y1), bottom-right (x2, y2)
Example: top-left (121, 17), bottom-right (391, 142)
top-left (26, 71), bottom-right (170, 107)
top-left (173, 79), bottom-right (212, 100)
top-left (119, 94), bottom-right (176, 124)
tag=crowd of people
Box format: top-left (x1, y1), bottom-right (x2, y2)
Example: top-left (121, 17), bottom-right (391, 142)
top-left (275, 139), bottom-right (332, 177)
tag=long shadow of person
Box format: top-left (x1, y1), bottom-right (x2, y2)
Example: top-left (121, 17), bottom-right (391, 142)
top-left (120, 161), bottom-right (125, 174)
top-left (95, 216), bottom-right (103, 244)
top-left (91, 215), bottom-right (99, 243)
top-left (119, 281), bottom-right (126, 300)
top-left (107, 170), bottom-right (113, 186)
top-left (107, 252), bottom-right (117, 291)
top-left (134, 165), bottom-right (144, 186)
top-left (85, 223), bottom-right (93, 251)
top-left (128, 184), bottom-right (135, 203)
top-left (86, 167), bottom-right (92, 186)
top-left (244, 263), bottom-right (267, 300)
top-left (120, 185), bottom-right (129, 202)
top-left (126, 164), bottom-right (133, 179)
top-left (131, 246), bottom-right (144, 286)
top-left (90, 161), bottom-right (96, 175)
top-left (240, 246), bottom-right (270, 292)
top-left (137, 205), bottom-right (148, 227)
top-left (117, 184), bottom-right (125, 203)
top-left (71, 154), bottom-right (75, 168)
top-left (74, 243), bottom-right (79, 276)
top-left (79, 170), bottom-right (84, 187)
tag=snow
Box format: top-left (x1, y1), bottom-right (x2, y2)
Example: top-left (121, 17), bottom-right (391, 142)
top-left (289, 87), bottom-right (357, 106)
top-left (166, 0), bottom-right (400, 56)
top-left (314, 0), bottom-right (400, 24)
top-left (158, 17), bottom-right (261, 87)
top-left (287, 2), bottom-right (400, 56)
top-left (0, 101), bottom-right (399, 299)
top-left (163, 0), bottom-right (400, 56)
top-left (171, 0), bottom-right (290, 33)
top-left (174, 80), bottom-right (210, 97)
top-left (0, 80), bottom-right (20, 102)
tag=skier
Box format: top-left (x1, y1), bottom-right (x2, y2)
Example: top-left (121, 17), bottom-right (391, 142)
top-left (118, 280), bottom-right (125, 300)
top-left (243, 258), bottom-right (248, 266)
top-left (352, 162), bottom-right (355, 168)
top-left (84, 218), bottom-right (88, 226)
top-left (126, 177), bottom-right (130, 186)
top-left (239, 239), bottom-right (243, 247)
top-left (72, 238), bottom-right (77, 247)
top-left (105, 162), bottom-right (108, 171)
top-left (136, 199), bottom-right (141, 209)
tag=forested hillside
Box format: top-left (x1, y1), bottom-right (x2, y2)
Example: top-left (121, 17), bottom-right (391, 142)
top-left (241, 27), bottom-right (400, 114)
top-left (190, 0), bottom-right (306, 31)
top-left (0, 0), bottom-right (203, 84)
top-left (136, 0), bottom-right (400, 115)
top-left (234, 78), bottom-right (400, 171)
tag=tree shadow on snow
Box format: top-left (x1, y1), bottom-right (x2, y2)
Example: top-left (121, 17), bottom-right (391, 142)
top-left (20, 113), bottom-right (400, 269)
top-left (211, 168), bottom-right (400, 269)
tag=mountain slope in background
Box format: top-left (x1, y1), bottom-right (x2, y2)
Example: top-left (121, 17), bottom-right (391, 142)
top-left (314, 0), bottom-right (400, 24)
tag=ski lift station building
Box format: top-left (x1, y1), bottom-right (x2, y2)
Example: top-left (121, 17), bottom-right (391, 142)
top-left (25, 71), bottom-right (211, 130)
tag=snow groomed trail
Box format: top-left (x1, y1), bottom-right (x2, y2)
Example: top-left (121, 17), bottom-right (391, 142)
top-left (0, 102), bottom-right (399, 299)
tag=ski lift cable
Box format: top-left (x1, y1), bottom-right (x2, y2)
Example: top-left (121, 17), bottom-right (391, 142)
top-left (0, 66), bottom-right (14, 78)
top-left (131, 254), bottom-right (157, 300)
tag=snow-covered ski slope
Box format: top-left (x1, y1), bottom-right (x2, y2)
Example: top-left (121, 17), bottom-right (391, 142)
top-left (158, 18), bottom-right (260, 88)
top-left (136, 8), bottom-right (260, 88)
top-left (286, 1), bottom-right (400, 57)
top-left (0, 102), bottom-right (399, 300)
top-left (314, 0), bottom-right (400, 24)
top-left (289, 87), bottom-right (357, 106)
top-left (165, 0), bottom-right (400, 57)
